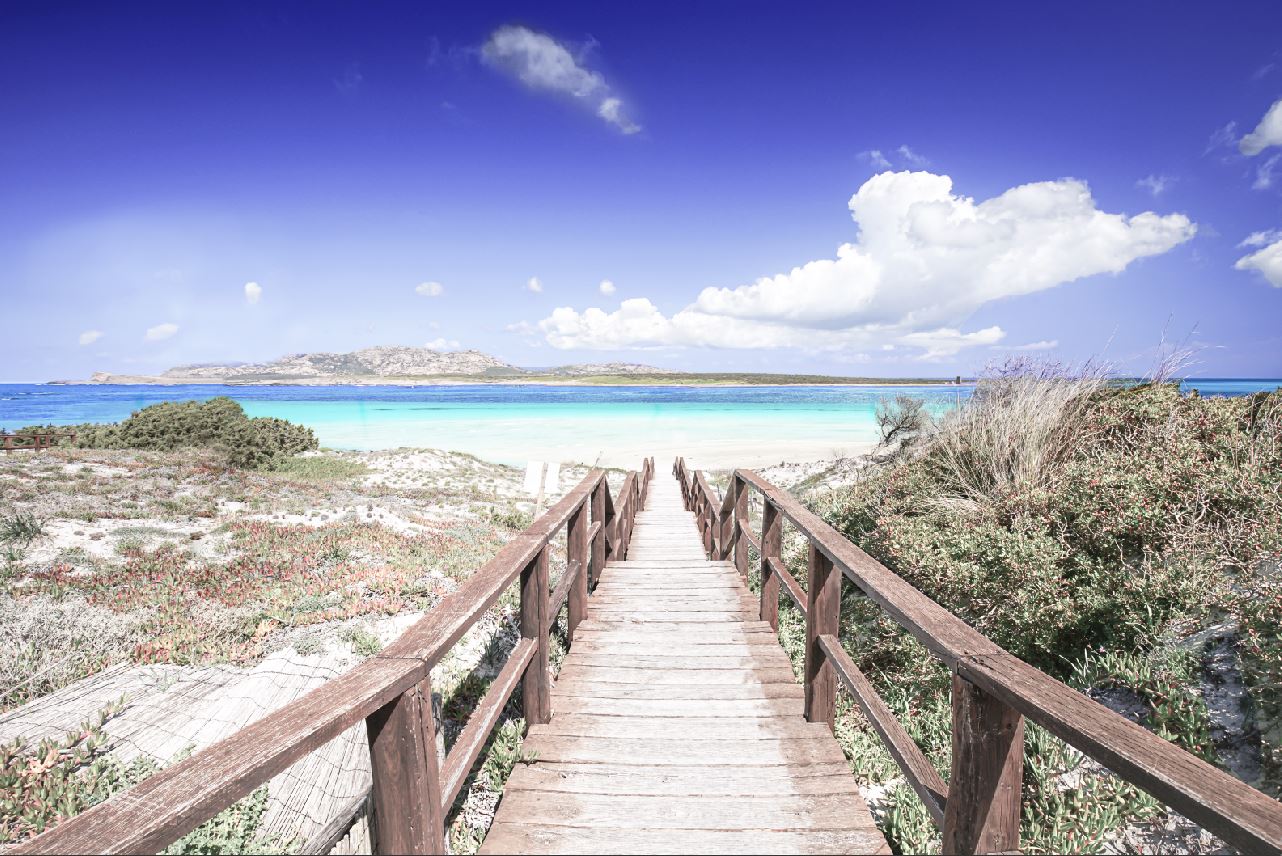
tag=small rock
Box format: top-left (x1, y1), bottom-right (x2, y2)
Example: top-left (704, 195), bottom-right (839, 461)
top-left (74, 530), bottom-right (84, 537)
top-left (89, 532), bottom-right (103, 541)
top-left (189, 532), bottom-right (204, 541)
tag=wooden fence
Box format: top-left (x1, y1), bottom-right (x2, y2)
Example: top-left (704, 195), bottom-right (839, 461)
top-left (674, 457), bottom-right (1282, 855)
top-left (17, 457), bottom-right (655, 855)
top-left (0, 432), bottom-right (76, 452)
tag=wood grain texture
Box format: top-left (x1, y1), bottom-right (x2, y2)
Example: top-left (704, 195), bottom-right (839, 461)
top-left (365, 677), bottom-right (445, 855)
top-left (759, 500), bottom-right (782, 630)
top-left (521, 546), bottom-right (551, 727)
top-left (567, 503), bottom-right (589, 639)
top-left (481, 472), bottom-right (887, 855)
top-left (818, 634), bottom-right (948, 827)
top-left (803, 544), bottom-right (839, 728)
top-left (942, 673), bottom-right (1023, 855)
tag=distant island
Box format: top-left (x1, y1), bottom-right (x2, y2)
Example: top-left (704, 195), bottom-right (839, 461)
top-left (57, 345), bottom-right (960, 387)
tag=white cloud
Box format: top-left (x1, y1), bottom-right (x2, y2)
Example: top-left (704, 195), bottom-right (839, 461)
top-left (861, 149), bottom-right (892, 169)
top-left (1205, 121), bottom-right (1239, 156)
top-left (897, 145), bottom-right (929, 166)
top-left (1254, 153), bottom-right (1282, 190)
top-left (525, 276), bottom-right (544, 294)
top-left (145, 323), bottom-right (178, 342)
top-left (995, 339), bottom-right (1060, 351)
top-left (1136, 174), bottom-right (1175, 196)
top-left (415, 281), bottom-right (445, 297)
top-left (1235, 233), bottom-right (1282, 287)
top-left (598, 279), bottom-right (616, 296)
top-left (78, 330), bottom-right (103, 346)
top-left (244, 281), bottom-right (262, 304)
top-left (425, 337), bottom-right (461, 350)
top-left (1239, 229), bottom-right (1282, 248)
top-left (481, 25), bottom-right (640, 134)
top-left (537, 171), bottom-right (1196, 359)
top-left (1241, 99), bottom-right (1282, 155)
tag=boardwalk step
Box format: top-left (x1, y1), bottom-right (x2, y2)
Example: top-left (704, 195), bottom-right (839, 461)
top-left (481, 470), bottom-right (888, 855)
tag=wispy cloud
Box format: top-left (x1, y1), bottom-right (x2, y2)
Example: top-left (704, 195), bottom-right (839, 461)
top-left (481, 25), bottom-right (640, 134)
top-left (1136, 174), bottom-right (1175, 197)
top-left (1253, 153), bottom-right (1282, 190)
top-left (1205, 121), bottom-right (1238, 156)
top-left (598, 279), bottom-right (616, 295)
top-left (1239, 228), bottom-right (1282, 248)
top-left (77, 330), bottom-right (103, 346)
top-left (860, 146), bottom-right (929, 171)
top-left (145, 323), bottom-right (178, 342)
top-left (525, 276), bottom-right (544, 294)
top-left (897, 145), bottom-right (929, 167)
top-left (334, 61), bottom-right (363, 96)
top-left (244, 281), bottom-right (262, 304)
top-left (415, 281), bottom-right (445, 297)
top-left (536, 172), bottom-right (1195, 360)
top-left (994, 339), bottom-right (1059, 351)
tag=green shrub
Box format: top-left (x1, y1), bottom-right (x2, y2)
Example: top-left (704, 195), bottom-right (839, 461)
top-left (814, 372), bottom-right (1282, 850)
top-left (19, 398), bottom-right (318, 470)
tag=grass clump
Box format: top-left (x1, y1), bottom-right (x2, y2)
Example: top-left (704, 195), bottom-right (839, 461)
top-left (264, 456), bottom-right (367, 482)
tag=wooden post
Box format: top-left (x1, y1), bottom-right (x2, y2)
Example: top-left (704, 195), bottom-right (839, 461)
top-left (733, 474), bottom-right (750, 580)
top-left (365, 676), bottom-right (445, 855)
top-left (803, 543), bottom-right (839, 727)
top-left (591, 478), bottom-right (606, 589)
top-left (520, 546), bottom-right (550, 725)
top-left (718, 480), bottom-right (736, 562)
top-left (942, 672), bottom-right (1024, 855)
top-left (759, 499), bottom-right (782, 630)
top-left (567, 500), bottom-right (588, 640)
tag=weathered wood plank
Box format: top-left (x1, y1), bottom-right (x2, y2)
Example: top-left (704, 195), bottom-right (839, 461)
top-left (553, 697), bottom-right (806, 718)
top-left (942, 673), bottom-right (1023, 854)
top-left (556, 665), bottom-right (800, 686)
top-left (528, 716), bottom-right (828, 740)
top-left (480, 824), bottom-right (889, 855)
top-left (521, 734), bottom-right (847, 766)
top-left (804, 544), bottom-right (839, 727)
top-left (551, 682), bottom-right (804, 701)
top-left (488, 791), bottom-right (875, 830)
top-left (502, 762), bottom-right (859, 796)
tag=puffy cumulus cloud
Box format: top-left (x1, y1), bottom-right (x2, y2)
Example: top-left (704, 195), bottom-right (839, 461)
top-left (78, 330), bottom-right (103, 346)
top-left (481, 25), bottom-right (640, 134)
top-left (244, 281), bottom-right (262, 304)
top-left (537, 171), bottom-right (1196, 359)
top-left (1241, 98), bottom-right (1282, 156)
top-left (1234, 233), bottom-right (1282, 287)
top-left (598, 279), bottom-right (616, 295)
top-left (415, 281), bottom-right (444, 297)
top-left (145, 323), bottom-right (178, 342)
top-left (525, 276), bottom-right (544, 293)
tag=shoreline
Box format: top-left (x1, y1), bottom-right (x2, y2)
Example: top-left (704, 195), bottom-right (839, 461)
top-left (40, 376), bottom-right (965, 389)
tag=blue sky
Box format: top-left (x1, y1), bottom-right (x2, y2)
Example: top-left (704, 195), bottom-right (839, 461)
top-left (3, 0), bottom-right (1282, 381)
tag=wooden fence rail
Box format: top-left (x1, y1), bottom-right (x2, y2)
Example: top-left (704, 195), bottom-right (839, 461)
top-left (0, 432), bottom-right (77, 452)
top-left (17, 458), bottom-right (654, 856)
top-left (673, 456), bottom-right (1282, 855)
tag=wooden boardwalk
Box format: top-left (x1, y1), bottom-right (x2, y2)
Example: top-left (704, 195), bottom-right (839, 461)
top-left (481, 474), bottom-right (889, 854)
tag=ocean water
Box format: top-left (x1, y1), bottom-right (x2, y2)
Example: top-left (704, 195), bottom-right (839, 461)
top-left (0, 379), bottom-right (1276, 469)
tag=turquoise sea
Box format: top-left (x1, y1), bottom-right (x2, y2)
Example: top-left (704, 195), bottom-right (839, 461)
top-left (0, 380), bottom-right (1277, 468)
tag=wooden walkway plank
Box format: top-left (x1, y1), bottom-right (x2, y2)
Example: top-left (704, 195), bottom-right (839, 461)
top-left (481, 473), bottom-right (888, 854)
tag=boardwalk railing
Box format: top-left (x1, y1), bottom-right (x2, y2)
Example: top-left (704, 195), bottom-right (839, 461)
top-left (18, 457), bottom-right (655, 856)
top-left (1, 431), bottom-right (77, 452)
top-left (674, 457), bottom-right (1282, 855)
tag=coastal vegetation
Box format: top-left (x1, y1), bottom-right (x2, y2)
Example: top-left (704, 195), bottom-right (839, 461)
top-left (15, 397), bottom-right (318, 469)
top-left (735, 362), bottom-right (1282, 852)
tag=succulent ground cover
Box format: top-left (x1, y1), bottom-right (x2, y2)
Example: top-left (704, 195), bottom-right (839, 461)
top-left (0, 442), bottom-right (605, 849)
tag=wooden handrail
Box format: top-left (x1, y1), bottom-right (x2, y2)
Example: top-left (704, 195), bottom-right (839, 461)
top-left (0, 431), bottom-right (77, 452)
top-left (18, 461), bottom-right (653, 855)
top-left (674, 459), bottom-right (1282, 856)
